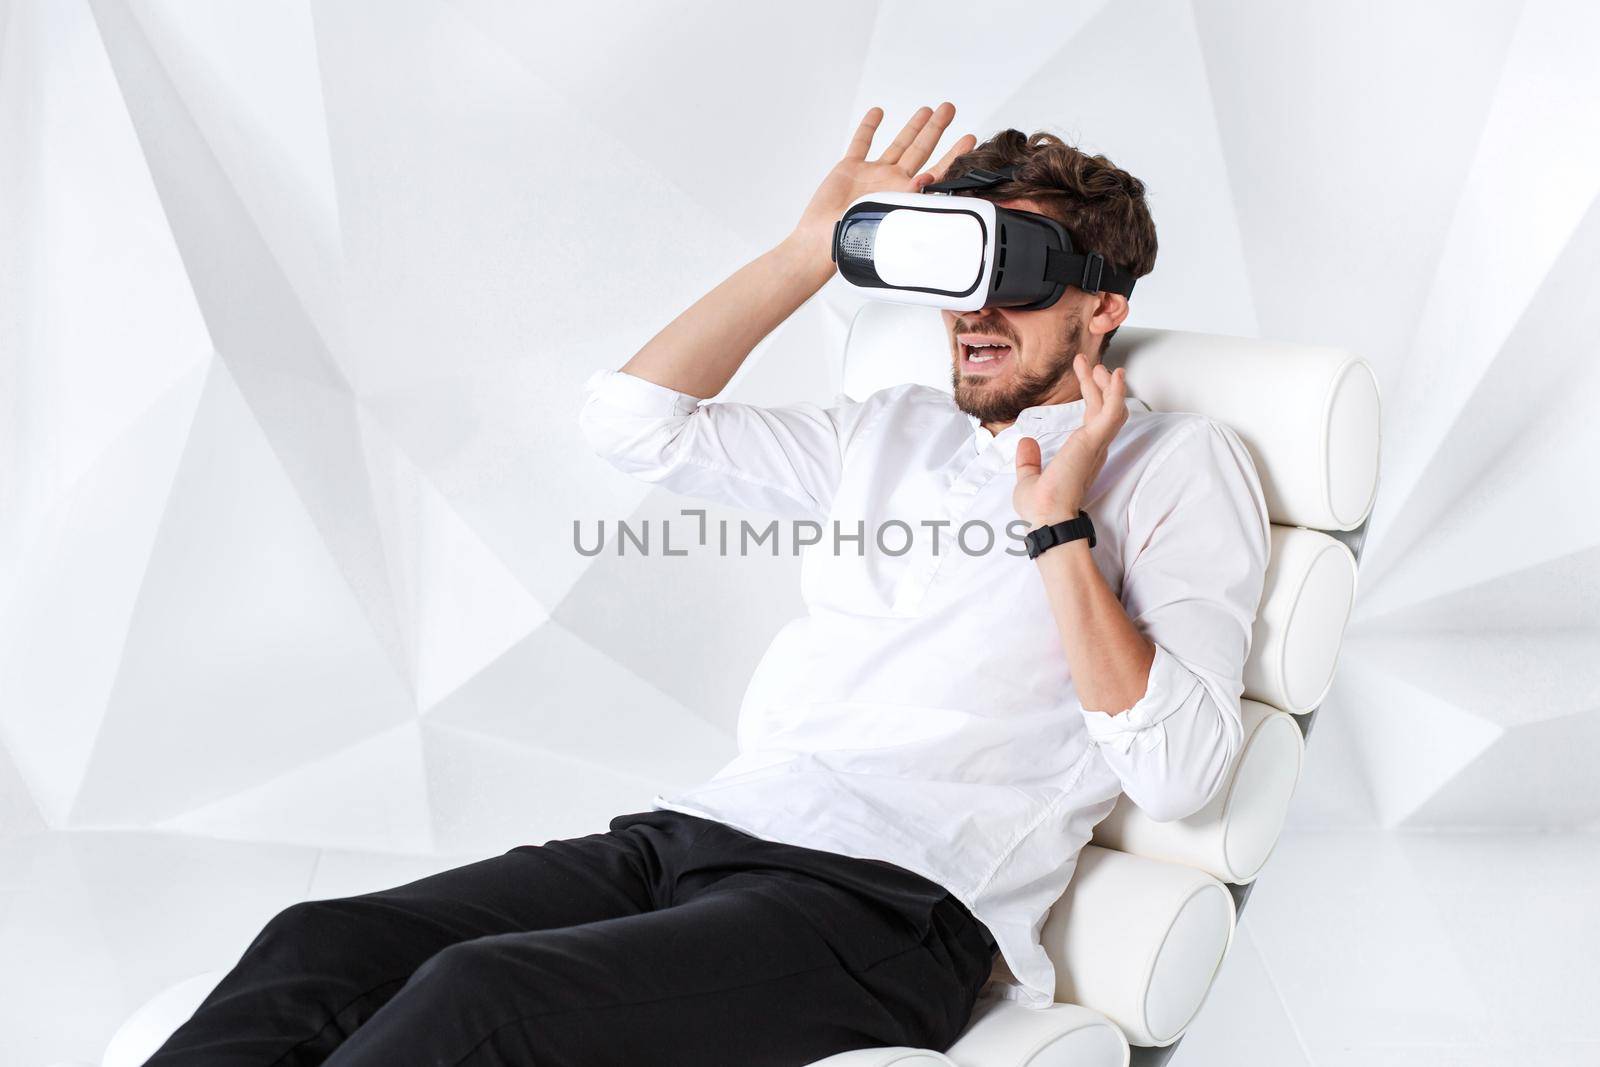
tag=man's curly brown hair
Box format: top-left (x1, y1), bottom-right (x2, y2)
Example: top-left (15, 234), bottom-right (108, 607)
top-left (941, 130), bottom-right (1158, 326)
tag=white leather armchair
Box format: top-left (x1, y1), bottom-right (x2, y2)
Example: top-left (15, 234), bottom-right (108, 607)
top-left (812, 304), bottom-right (1380, 1066)
top-left (101, 305), bottom-right (1380, 1067)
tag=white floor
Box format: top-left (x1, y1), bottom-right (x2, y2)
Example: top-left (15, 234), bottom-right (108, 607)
top-left (7, 827), bottom-right (1598, 1066)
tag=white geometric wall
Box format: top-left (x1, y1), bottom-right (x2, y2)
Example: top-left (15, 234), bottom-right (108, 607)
top-left (2, 0), bottom-right (1597, 863)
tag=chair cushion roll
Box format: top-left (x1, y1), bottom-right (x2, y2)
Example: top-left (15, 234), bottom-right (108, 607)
top-left (805, 1048), bottom-right (959, 1066)
top-left (945, 999), bottom-right (1130, 1067)
top-left (838, 306), bottom-right (1381, 532)
top-left (1244, 526), bottom-right (1358, 713)
top-left (1091, 700), bottom-right (1303, 883)
top-left (1108, 326), bottom-right (1380, 531)
top-left (1042, 846), bottom-right (1234, 1047)
top-left (102, 970), bottom-right (225, 1067)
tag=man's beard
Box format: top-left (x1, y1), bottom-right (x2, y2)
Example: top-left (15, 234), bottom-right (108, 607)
top-left (951, 316), bottom-right (1086, 425)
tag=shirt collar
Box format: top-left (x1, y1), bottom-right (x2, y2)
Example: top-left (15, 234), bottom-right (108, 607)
top-left (966, 396), bottom-right (1150, 456)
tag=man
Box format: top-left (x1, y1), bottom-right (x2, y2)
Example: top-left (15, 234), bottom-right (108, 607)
top-left (147, 103), bottom-right (1269, 1066)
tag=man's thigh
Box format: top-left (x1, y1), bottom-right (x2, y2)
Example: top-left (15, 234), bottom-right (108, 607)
top-left (326, 868), bottom-right (988, 1066)
top-left (262, 814), bottom-right (671, 966)
top-left (357, 813), bottom-right (671, 935)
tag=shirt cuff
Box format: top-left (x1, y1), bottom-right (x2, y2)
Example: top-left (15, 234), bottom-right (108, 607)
top-left (1078, 643), bottom-right (1200, 755)
top-left (582, 368), bottom-right (701, 418)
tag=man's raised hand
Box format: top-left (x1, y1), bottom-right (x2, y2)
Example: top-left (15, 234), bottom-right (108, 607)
top-left (1013, 355), bottom-right (1130, 530)
top-left (792, 103), bottom-right (976, 262)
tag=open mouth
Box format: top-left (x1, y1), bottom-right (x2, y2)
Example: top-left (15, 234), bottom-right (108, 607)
top-left (957, 334), bottom-right (1014, 376)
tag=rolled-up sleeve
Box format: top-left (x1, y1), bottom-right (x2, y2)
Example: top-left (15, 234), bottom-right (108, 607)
top-left (578, 369), bottom-right (868, 520)
top-left (1079, 417), bottom-right (1272, 822)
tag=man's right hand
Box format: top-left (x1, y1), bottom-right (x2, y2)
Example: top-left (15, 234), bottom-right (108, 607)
top-left (617, 104), bottom-right (974, 401)
top-left (790, 103), bottom-right (977, 266)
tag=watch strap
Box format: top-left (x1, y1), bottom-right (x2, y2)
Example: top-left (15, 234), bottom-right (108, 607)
top-left (1024, 510), bottom-right (1097, 559)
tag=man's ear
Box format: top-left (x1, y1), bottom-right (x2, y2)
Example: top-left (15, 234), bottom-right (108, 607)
top-left (1087, 292), bottom-right (1129, 339)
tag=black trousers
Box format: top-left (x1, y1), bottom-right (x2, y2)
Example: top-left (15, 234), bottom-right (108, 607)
top-left (147, 809), bottom-right (1000, 1067)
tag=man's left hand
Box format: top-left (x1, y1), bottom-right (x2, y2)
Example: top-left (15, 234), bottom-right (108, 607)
top-left (1014, 354), bottom-right (1129, 529)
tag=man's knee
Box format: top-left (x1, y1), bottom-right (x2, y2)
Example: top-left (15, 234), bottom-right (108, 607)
top-left (250, 897), bottom-right (385, 965)
top-left (408, 937), bottom-right (524, 999)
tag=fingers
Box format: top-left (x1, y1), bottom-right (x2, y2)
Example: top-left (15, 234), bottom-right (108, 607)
top-left (918, 132), bottom-right (978, 186)
top-left (1091, 362), bottom-right (1111, 406)
top-left (1075, 354), bottom-right (1102, 415)
top-left (1084, 361), bottom-right (1128, 442)
top-left (1015, 436), bottom-right (1043, 478)
top-left (875, 106), bottom-right (933, 165)
top-left (1094, 364), bottom-right (1125, 421)
top-left (1103, 365), bottom-right (1126, 409)
top-left (845, 107), bottom-right (884, 160)
top-left (898, 101), bottom-right (957, 175)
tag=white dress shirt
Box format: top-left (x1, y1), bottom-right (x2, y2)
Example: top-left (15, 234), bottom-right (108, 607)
top-left (578, 367), bottom-right (1271, 1009)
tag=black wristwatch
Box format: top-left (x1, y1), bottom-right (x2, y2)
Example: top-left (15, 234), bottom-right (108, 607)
top-left (1024, 510), bottom-right (1097, 559)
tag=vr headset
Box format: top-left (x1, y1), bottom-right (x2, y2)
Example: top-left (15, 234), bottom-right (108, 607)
top-left (830, 165), bottom-right (1136, 312)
